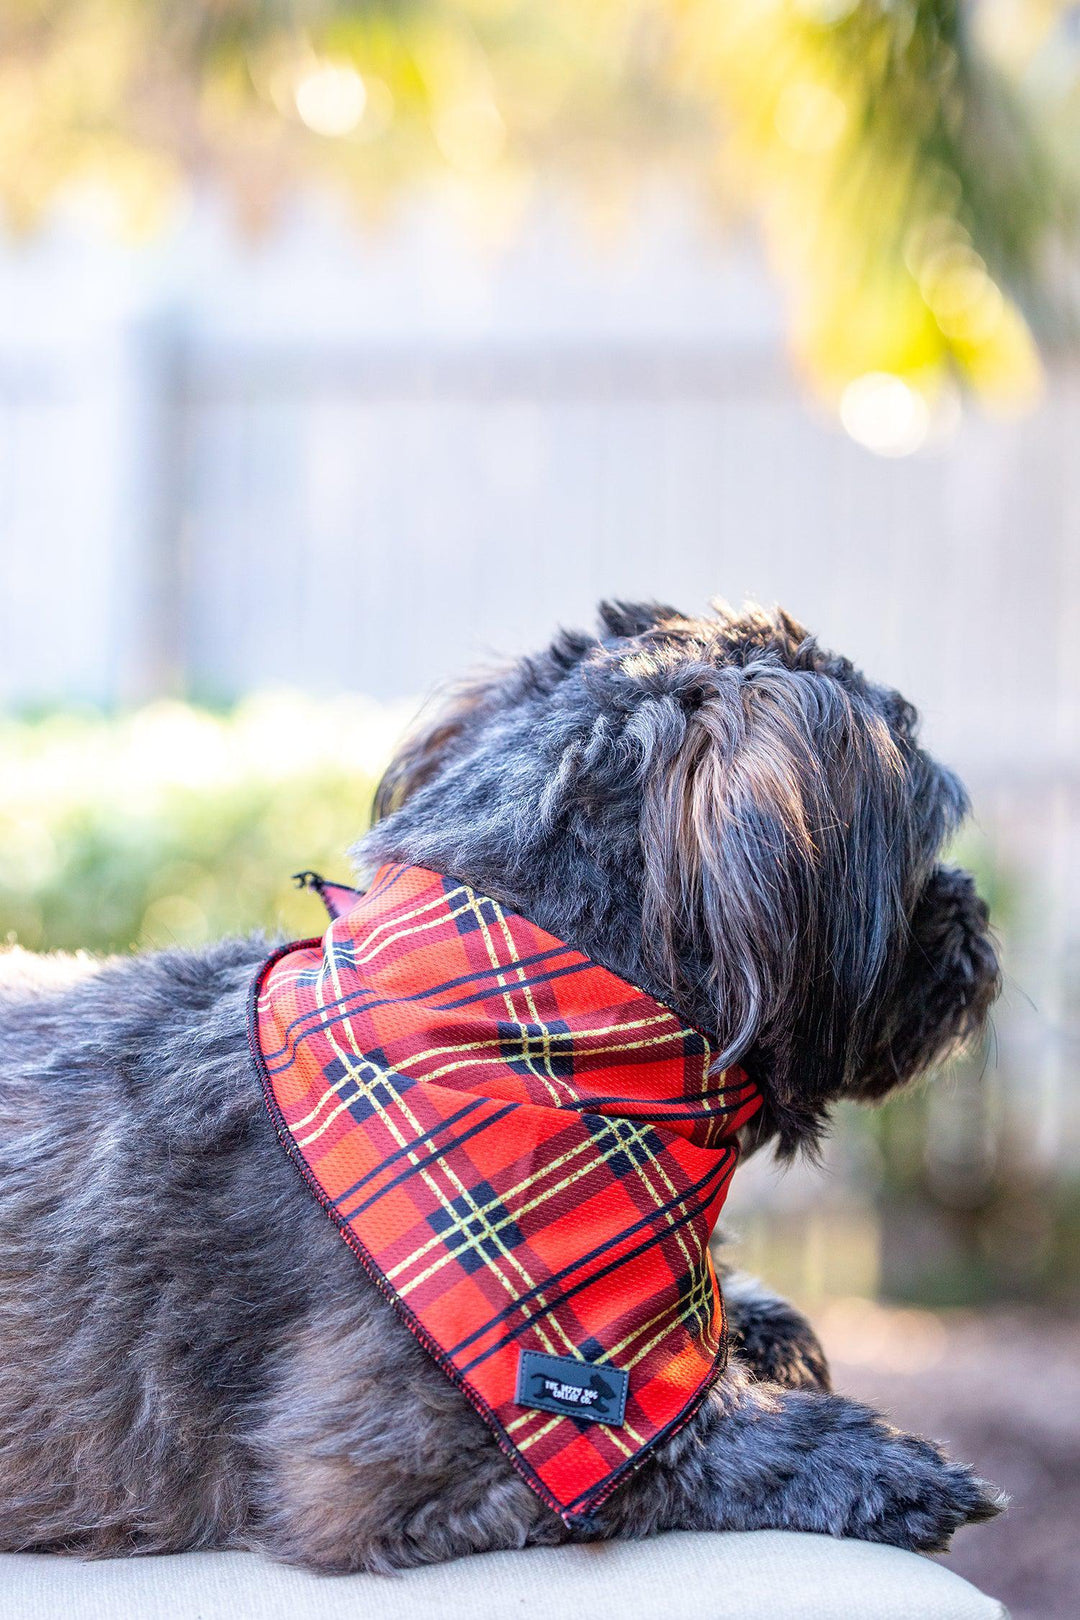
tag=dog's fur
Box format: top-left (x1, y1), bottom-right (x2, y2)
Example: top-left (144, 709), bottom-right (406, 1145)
top-left (0, 601), bottom-right (1002, 1570)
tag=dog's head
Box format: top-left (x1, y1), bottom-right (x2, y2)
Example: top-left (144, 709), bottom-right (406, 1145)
top-left (361, 599), bottom-right (999, 1153)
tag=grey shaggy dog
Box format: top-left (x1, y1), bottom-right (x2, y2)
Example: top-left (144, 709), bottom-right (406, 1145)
top-left (0, 600), bottom-right (1003, 1572)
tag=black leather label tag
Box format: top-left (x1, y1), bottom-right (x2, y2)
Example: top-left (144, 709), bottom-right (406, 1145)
top-left (515, 1350), bottom-right (629, 1426)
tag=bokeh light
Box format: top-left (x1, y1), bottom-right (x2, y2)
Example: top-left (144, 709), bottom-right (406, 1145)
top-left (839, 371), bottom-right (931, 456)
top-left (294, 63), bottom-right (368, 138)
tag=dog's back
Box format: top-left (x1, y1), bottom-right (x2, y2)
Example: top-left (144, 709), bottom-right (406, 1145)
top-left (0, 939), bottom-right (293, 1555)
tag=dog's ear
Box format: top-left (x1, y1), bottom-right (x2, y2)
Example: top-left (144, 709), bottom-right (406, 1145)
top-left (628, 655), bottom-right (914, 1151)
top-left (375, 606), bottom-right (685, 820)
top-left (373, 624), bottom-right (600, 821)
top-left (372, 670), bottom-right (511, 821)
top-left (597, 599), bottom-right (684, 641)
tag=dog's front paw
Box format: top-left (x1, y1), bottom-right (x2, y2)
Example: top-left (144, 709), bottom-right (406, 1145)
top-left (692, 1385), bottom-right (1005, 1553)
top-left (853, 1429), bottom-right (1005, 1554)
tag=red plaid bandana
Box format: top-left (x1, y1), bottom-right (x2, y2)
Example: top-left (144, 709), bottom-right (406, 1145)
top-left (250, 863), bottom-right (761, 1526)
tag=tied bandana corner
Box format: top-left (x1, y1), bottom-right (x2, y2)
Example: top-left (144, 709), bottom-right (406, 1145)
top-left (249, 863), bottom-right (761, 1526)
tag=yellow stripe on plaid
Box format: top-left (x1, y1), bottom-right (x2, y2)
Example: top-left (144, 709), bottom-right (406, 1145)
top-left (603, 1115), bottom-right (700, 1291)
top-left (389, 1109), bottom-right (687, 1296)
top-left (611, 1258), bottom-right (719, 1369)
top-left (292, 1009), bottom-right (674, 1137)
top-left (287, 876), bottom-right (712, 1140)
top-left (509, 1261), bottom-right (718, 1454)
top-left (295, 1017), bottom-right (687, 1150)
top-left (513, 1404), bottom-right (641, 1457)
top-left (459, 889), bottom-right (565, 1105)
top-left (318, 937), bottom-right (590, 1363)
top-left (490, 899), bottom-right (577, 1104)
top-left (264, 882), bottom-right (473, 1016)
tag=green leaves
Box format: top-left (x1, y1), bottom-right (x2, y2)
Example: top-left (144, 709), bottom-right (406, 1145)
top-left (0, 694), bottom-right (403, 953)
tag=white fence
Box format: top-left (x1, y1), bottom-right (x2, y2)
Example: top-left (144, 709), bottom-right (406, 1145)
top-left (3, 325), bottom-right (1078, 773)
top-left (0, 319), bottom-right (1078, 1172)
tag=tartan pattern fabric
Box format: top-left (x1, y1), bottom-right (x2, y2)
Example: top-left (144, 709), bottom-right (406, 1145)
top-left (249, 863), bottom-right (762, 1525)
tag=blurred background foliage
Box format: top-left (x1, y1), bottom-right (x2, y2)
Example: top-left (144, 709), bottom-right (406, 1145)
top-left (0, 695), bottom-right (401, 952)
top-left (1, 0), bottom-right (1077, 414)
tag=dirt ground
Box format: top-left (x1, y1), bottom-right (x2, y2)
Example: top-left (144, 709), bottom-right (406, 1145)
top-left (816, 1303), bottom-right (1080, 1620)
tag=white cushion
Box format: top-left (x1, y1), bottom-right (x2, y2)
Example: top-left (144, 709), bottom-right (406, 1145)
top-left (0, 1532), bottom-right (1005, 1620)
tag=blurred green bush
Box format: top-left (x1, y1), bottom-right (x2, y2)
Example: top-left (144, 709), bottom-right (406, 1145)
top-left (0, 693), bottom-right (409, 954)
